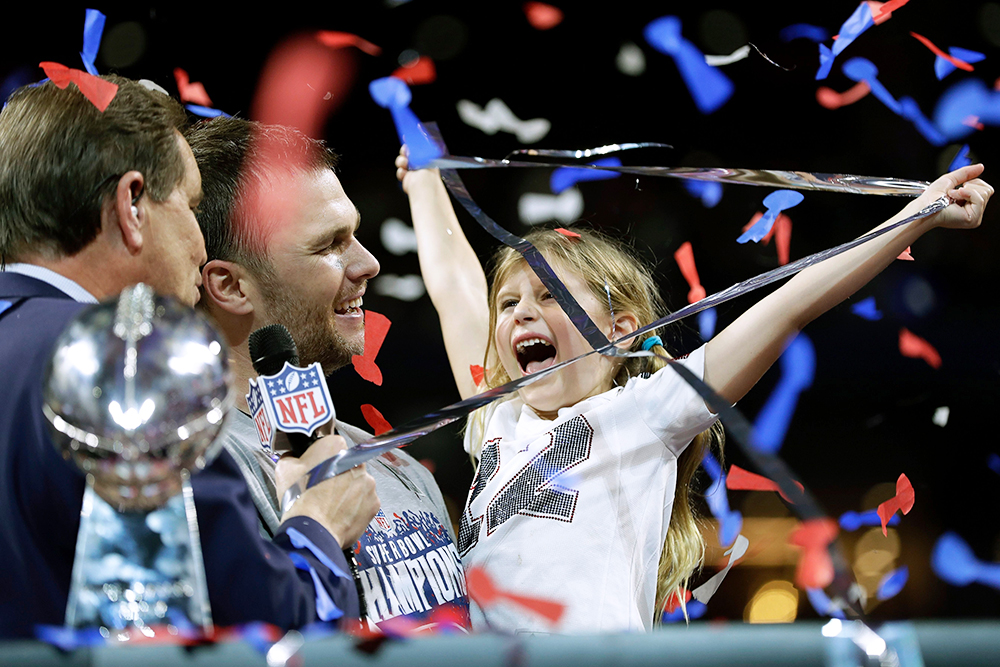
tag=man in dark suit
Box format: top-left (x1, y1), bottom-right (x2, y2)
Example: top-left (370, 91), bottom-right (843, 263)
top-left (0, 76), bottom-right (378, 638)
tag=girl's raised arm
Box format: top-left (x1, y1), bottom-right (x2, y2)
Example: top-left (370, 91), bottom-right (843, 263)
top-left (397, 147), bottom-right (490, 400)
top-left (703, 164), bottom-right (993, 406)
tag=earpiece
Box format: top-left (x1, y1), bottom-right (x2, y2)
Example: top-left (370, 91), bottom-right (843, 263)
top-left (130, 205), bottom-right (138, 217)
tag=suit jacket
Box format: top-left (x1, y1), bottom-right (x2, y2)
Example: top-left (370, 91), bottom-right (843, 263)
top-left (0, 272), bottom-right (357, 638)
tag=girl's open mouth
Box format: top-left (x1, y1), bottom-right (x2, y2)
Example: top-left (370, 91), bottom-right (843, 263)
top-left (515, 337), bottom-right (557, 374)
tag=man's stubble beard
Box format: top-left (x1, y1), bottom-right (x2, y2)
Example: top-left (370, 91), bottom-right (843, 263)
top-left (257, 279), bottom-right (363, 375)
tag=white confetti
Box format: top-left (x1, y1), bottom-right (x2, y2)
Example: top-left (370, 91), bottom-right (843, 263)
top-left (705, 45), bottom-right (751, 67)
top-left (373, 274), bottom-right (426, 302)
top-left (518, 188), bottom-right (584, 225)
top-left (456, 98), bottom-right (551, 144)
top-left (380, 217), bottom-right (418, 255)
top-left (616, 42), bottom-right (646, 76)
top-left (932, 406), bottom-right (949, 427)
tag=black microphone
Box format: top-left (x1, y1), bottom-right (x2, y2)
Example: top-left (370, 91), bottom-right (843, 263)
top-left (248, 324), bottom-right (325, 457)
top-left (247, 323), bottom-right (367, 620)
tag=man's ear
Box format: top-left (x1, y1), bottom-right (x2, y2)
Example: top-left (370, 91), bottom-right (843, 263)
top-left (202, 259), bottom-right (255, 316)
top-left (612, 311), bottom-right (639, 347)
top-left (107, 171), bottom-right (146, 254)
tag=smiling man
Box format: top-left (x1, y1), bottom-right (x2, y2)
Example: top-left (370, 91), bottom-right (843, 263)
top-left (0, 78), bottom-right (378, 637)
top-left (186, 117), bottom-right (470, 631)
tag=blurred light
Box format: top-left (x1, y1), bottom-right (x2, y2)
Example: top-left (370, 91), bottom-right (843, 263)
top-left (821, 618), bottom-right (843, 637)
top-left (101, 22), bottom-right (147, 69)
top-left (856, 527), bottom-right (901, 561)
top-left (616, 42), bottom-right (646, 76)
top-left (861, 483), bottom-right (897, 511)
top-left (933, 406), bottom-right (950, 427)
top-left (698, 10), bottom-right (747, 56)
top-left (414, 15), bottom-right (468, 61)
top-left (168, 342), bottom-right (216, 375)
top-left (208, 341), bottom-right (221, 356)
top-left (398, 49), bottom-right (420, 67)
top-left (63, 340), bottom-right (99, 376)
top-left (373, 274), bottom-right (426, 302)
top-left (380, 217), bottom-right (418, 255)
top-left (519, 189), bottom-right (584, 225)
top-left (902, 275), bottom-right (935, 316)
top-left (745, 580), bottom-right (798, 623)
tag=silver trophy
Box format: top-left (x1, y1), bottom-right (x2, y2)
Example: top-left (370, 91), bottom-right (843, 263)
top-left (42, 284), bottom-right (233, 636)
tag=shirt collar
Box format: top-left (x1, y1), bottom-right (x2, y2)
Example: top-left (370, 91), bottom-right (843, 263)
top-left (2, 263), bottom-right (99, 303)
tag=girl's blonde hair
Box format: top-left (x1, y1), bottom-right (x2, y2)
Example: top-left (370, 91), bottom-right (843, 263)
top-left (468, 227), bottom-right (724, 622)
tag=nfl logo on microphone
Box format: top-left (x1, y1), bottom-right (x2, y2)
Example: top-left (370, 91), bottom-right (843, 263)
top-left (246, 379), bottom-right (274, 452)
top-left (260, 362), bottom-right (334, 437)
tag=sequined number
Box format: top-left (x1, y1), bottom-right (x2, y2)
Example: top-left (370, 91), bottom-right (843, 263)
top-left (458, 416), bottom-right (593, 555)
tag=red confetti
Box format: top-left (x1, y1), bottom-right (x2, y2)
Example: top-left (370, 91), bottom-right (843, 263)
top-left (876, 473), bottom-right (915, 536)
top-left (252, 34), bottom-right (359, 140)
top-left (868, 0), bottom-right (910, 23)
top-left (774, 214), bottom-right (792, 266)
top-left (788, 518), bottom-right (838, 589)
top-left (173, 68), bottom-right (213, 107)
top-left (470, 364), bottom-right (485, 386)
top-left (816, 81), bottom-right (871, 109)
top-left (673, 241), bottom-right (706, 303)
top-left (897, 246), bottom-right (914, 261)
top-left (554, 227), bottom-right (581, 238)
top-left (663, 588), bottom-right (692, 614)
top-left (726, 464), bottom-right (804, 504)
top-left (315, 31), bottom-right (382, 56)
top-left (743, 212), bottom-right (793, 264)
top-left (523, 2), bottom-right (564, 30)
top-left (994, 77), bottom-right (1000, 91)
top-left (392, 56), bottom-right (437, 85)
top-left (352, 311), bottom-right (392, 385)
top-left (899, 328), bottom-right (941, 369)
top-left (361, 404), bottom-right (392, 436)
top-left (39, 62), bottom-right (118, 112)
top-left (910, 32), bottom-right (975, 72)
top-left (962, 115), bottom-right (985, 131)
top-left (466, 566), bottom-right (565, 624)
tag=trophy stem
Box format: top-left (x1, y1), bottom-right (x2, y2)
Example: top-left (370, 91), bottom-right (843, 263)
top-left (64, 474), bottom-right (214, 635)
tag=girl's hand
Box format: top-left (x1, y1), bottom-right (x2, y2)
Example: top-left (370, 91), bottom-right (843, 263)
top-left (395, 144), bottom-right (441, 195)
top-left (907, 163), bottom-right (994, 230)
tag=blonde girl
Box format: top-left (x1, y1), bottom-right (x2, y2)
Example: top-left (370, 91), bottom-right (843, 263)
top-left (396, 149), bottom-right (991, 633)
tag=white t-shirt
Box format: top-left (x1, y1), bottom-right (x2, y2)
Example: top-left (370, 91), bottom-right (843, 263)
top-left (459, 346), bottom-right (716, 633)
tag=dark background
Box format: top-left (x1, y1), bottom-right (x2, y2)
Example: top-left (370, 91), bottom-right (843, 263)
top-left (4, 1), bottom-right (998, 624)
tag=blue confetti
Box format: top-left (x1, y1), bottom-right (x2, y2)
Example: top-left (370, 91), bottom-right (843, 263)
top-left (369, 77), bottom-right (443, 169)
top-left (935, 47), bottom-right (986, 81)
top-left (702, 451), bottom-right (742, 547)
top-left (839, 509), bottom-right (899, 531)
top-left (644, 16), bottom-right (733, 114)
top-left (779, 24), bottom-right (829, 44)
top-left (698, 307), bottom-right (717, 340)
top-left (550, 157), bottom-right (621, 194)
top-left (842, 58), bottom-right (901, 115)
top-left (661, 599), bottom-right (707, 622)
top-left (816, 3), bottom-right (874, 81)
top-left (948, 145), bottom-right (972, 172)
top-left (851, 296), bottom-right (882, 321)
top-left (899, 97), bottom-right (947, 146)
top-left (683, 179), bottom-right (722, 208)
top-left (988, 453), bottom-right (1000, 475)
top-left (738, 190), bottom-right (803, 244)
top-left (752, 332), bottom-right (815, 454)
top-left (185, 104), bottom-right (230, 118)
top-left (877, 566), bottom-right (909, 601)
top-left (933, 78), bottom-right (999, 141)
top-left (80, 9), bottom-right (106, 76)
top-left (932, 532), bottom-right (982, 587)
top-left (806, 587), bottom-right (845, 619)
top-left (35, 625), bottom-right (105, 650)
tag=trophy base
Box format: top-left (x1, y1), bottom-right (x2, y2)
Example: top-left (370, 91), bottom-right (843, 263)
top-left (65, 473), bottom-right (213, 634)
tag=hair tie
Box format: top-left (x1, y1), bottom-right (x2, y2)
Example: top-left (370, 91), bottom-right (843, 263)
top-left (641, 336), bottom-right (662, 351)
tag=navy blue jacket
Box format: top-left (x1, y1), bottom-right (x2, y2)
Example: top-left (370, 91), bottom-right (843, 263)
top-left (0, 272), bottom-right (358, 638)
